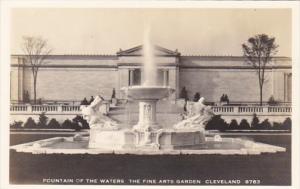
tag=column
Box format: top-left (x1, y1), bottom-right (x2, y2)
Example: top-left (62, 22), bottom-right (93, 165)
top-left (168, 68), bottom-right (177, 100)
top-left (284, 73), bottom-right (287, 102)
top-left (271, 66), bottom-right (274, 96)
top-left (287, 73), bottom-right (292, 102)
top-left (141, 69), bottom-right (144, 84)
top-left (163, 70), bottom-right (167, 86)
top-left (129, 69), bottom-right (134, 86)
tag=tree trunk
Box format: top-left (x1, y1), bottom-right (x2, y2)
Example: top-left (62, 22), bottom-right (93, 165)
top-left (259, 84), bottom-right (263, 106)
top-left (33, 75), bottom-right (37, 104)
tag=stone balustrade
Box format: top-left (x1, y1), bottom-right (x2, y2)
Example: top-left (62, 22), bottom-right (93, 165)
top-left (184, 101), bottom-right (291, 116)
top-left (10, 103), bottom-right (291, 115)
top-left (9, 103), bottom-right (292, 124)
top-left (10, 103), bottom-right (110, 115)
top-left (211, 106), bottom-right (291, 115)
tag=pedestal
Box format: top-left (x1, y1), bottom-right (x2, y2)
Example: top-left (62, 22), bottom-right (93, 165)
top-left (133, 100), bottom-right (162, 132)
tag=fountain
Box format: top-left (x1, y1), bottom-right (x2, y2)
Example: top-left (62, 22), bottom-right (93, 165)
top-left (83, 25), bottom-right (208, 150)
top-left (10, 26), bottom-right (286, 155)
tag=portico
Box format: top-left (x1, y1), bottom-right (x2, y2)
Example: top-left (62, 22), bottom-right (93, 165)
top-left (116, 45), bottom-right (180, 99)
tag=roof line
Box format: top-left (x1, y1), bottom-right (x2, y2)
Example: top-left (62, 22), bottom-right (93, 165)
top-left (11, 54), bottom-right (116, 56)
top-left (10, 54), bottom-right (291, 59)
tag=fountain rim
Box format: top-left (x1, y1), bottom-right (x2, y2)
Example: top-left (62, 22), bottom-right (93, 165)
top-left (121, 85), bottom-right (174, 89)
top-left (121, 85), bottom-right (175, 100)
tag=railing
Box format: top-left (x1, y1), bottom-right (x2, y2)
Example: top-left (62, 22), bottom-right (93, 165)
top-left (61, 105), bottom-right (81, 112)
top-left (267, 106), bottom-right (292, 113)
top-left (10, 103), bottom-right (110, 114)
top-left (186, 102), bottom-right (291, 115)
top-left (10, 103), bottom-right (292, 115)
top-left (212, 106), bottom-right (234, 113)
top-left (10, 105), bottom-right (28, 112)
top-left (32, 105), bottom-right (58, 112)
top-left (238, 106), bottom-right (263, 113)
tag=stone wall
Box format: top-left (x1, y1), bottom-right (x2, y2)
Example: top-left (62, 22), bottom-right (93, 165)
top-left (179, 68), bottom-right (289, 103)
top-left (23, 67), bottom-right (118, 102)
top-left (10, 55), bottom-right (291, 103)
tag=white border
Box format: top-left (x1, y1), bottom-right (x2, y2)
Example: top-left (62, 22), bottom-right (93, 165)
top-left (1, 1), bottom-right (299, 189)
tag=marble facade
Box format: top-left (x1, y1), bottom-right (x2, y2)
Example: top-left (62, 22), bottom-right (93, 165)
top-left (10, 45), bottom-right (292, 103)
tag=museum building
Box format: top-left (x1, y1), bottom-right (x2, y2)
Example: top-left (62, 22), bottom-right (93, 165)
top-left (10, 45), bottom-right (292, 104)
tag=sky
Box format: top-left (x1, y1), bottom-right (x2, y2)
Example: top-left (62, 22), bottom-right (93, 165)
top-left (10, 8), bottom-right (291, 56)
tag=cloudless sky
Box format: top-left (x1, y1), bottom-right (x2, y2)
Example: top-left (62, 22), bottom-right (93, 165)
top-left (11, 8), bottom-right (291, 56)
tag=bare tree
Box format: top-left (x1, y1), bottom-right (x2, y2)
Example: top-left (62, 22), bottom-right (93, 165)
top-left (22, 36), bottom-right (52, 104)
top-left (242, 34), bottom-right (278, 106)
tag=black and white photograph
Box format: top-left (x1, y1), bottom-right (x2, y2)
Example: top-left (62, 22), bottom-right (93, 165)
top-left (1, 1), bottom-right (299, 189)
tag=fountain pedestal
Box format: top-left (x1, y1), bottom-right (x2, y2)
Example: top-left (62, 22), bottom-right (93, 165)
top-left (133, 100), bottom-right (161, 132)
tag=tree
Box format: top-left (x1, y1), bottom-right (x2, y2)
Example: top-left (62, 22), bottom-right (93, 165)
top-left (37, 112), bottom-right (48, 128)
top-left (22, 36), bottom-right (52, 104)
top-left (242, 34), bottom-right (278, 106)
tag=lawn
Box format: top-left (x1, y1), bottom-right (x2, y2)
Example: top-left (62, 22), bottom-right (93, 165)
top-left (9, 132), bottom-right (291, 185)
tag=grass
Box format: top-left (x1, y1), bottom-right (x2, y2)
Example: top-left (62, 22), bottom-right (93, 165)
top-left (9, 132), bottom-right (291, 185)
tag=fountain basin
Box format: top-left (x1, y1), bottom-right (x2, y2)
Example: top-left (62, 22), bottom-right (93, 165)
top-left (122, 86), bottom-right (175, 100)
top-left (10, 135), bottom-right (286, 155)
top-left (88, 129), bottom-right (206, 150)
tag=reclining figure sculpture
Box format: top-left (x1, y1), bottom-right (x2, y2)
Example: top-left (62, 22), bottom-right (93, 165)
top-left (82, 95), bottom-right (119, 130)
top-left (173, 97), bottom-right (214, 130)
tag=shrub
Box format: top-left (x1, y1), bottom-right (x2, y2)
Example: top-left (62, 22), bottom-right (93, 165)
top-left (206, 115), bottom-right (228, 131)
top-left (282, 117), bottom-right (291, 130)
top-left (273, 122), bottom-right (282, 130)
top-left (23, 90), bottom-right (30, 103)
top-left (37, 112), bottom-right (48, 128)
top-left (268, 96), bottom-right (278, 106)
top-left (179, 87), bottom-right (188, 101)
top-left (72, 115), bottom-right (89, 129)
top-left (10, 121), bottom-right (23, 129)
top-left (239, 119), bottom-right (250, 129)
top-left (251, 114), bottom-right (260, 129)
top-left (193, 92), bottom-right (201, 102)
top-left (61, 118), bottom-right (82, 131)
top-left (80, 98), bottom-right (89, 105)
top-left (61, 119), bottom-right (73, 129)
top-left (111, 88), bottom-right (116, 99)
top-left (71, 122), bottom-right (82, 131)
top-left (24, 117), bottom-right (37, 128)
top-left (260, 119), bottom-right (272, 130)
top-left (228, 119), bottom-right (239, 130)
top-left (47, 118), bottom-right (61, 129)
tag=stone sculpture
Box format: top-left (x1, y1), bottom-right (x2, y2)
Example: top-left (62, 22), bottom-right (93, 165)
top-left (82, 95), bottom-right (119, 130)
top-left (173, 97), bottom-right (214, 130)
